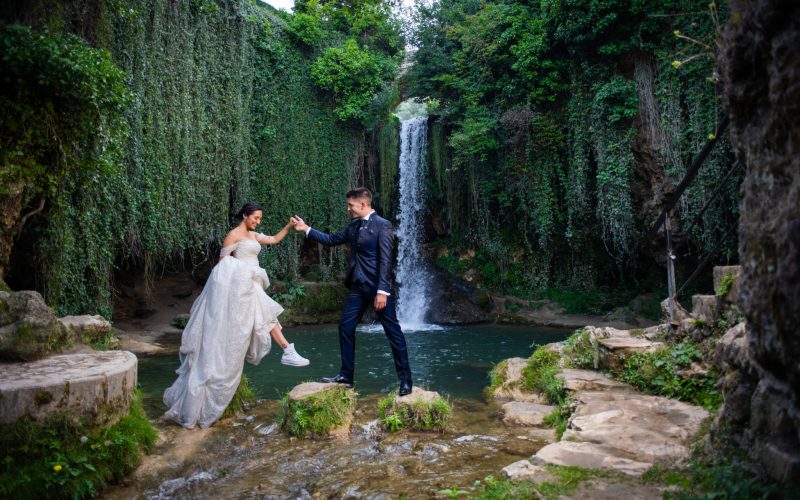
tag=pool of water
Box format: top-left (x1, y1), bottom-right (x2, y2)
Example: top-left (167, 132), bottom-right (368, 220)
top-left (138, 323), bottom-right (571, 416)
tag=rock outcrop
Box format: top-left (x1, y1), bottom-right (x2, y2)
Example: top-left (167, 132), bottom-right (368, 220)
top-left (0, 290), bottom-right (65, 361)
top-left (718, 0), bottom-right (800, 484)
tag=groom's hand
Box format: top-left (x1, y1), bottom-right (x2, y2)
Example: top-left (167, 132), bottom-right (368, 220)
top-left (291, 215), bottom-right (308, 232)
top-left (374, 294), bottom-right (387, 311)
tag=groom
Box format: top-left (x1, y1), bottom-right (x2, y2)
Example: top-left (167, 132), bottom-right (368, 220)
top-left (291, 187), bottom-right (413, 396)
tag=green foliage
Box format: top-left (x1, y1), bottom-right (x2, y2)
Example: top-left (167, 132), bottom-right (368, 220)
top-left (279, 385), bottom-right (356, 438)
top-left (0, 22), bottom-right (129, 314)
top-left (273, 281), bottom-right (307, 305)
top-left (444, 466), bottom-right (611, 499)
top-left (377, 392), bottom-right (452, 432)
top-left (8, 0), bottom-right (363, 315)
top-left (409, 0), bottom-right (738, 290)
top-left (715, 273), bottom-right (734, 298)
top-left (563, 329), bottom-right (595, 369)
top-left (485, 359), bottom-right (508, 397)
top-left (0, 390), bottom-right (156, 499)
top-left (311, 38), bottom-right (397, 123)
top-left (522, 346), bottom-right (567, 406)
top-left (221, 374), bottom-right (257, 419)
top-left (616, 340), bottom-right (721, 410)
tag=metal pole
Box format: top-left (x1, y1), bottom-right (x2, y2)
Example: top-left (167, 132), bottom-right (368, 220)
top-left (665, 212), bottom-right (676, 322)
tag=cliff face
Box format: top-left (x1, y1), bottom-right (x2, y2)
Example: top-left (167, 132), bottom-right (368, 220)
top-left (718, 0), bottom-right (800, 482)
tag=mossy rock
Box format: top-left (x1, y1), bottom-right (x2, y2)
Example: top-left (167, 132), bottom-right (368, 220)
top-left (0, 290), bottom-right (67, 361)
top-left (280, 382), bottom-right (356, 438)
top-left (377, 388), bottom-right (452, 432)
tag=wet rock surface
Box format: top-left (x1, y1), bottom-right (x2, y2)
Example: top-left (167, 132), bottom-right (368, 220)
top-left (556, 368), bottom-right (630, 392)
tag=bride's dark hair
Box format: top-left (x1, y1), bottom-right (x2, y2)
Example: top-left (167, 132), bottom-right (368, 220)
top-left (236, 201), bottom-right (263, 219)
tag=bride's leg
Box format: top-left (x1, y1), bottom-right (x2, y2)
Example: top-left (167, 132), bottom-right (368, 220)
top-left (269, 325), bottom-right (289, 349)
top-left (271, 324), bottom-right (310, 366)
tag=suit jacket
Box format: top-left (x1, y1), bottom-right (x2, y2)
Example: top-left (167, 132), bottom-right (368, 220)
top-left (307, 213), bottom-right (394, 292)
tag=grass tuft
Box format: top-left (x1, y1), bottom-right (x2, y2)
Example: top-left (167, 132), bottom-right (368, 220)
top-left (279, 385), bottom-right (356, 438)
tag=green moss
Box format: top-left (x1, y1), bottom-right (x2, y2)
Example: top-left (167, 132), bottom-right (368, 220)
top-left (0, 278), bottom-right (11, 293)
top-left (221, 374), bottom-right (257, 419)
top-left (377, 392), bottom-right (452, 432)
top-left (280, 385), bottom-right (356, 438)
top-left (0, 390), bottom-right (156, 499)
top-left (716, 273), bottom-right (734, 298)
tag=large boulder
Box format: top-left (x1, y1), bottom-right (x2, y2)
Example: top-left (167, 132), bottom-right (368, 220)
top-left (713, 265), bottom-right (742, 305)
top-left (59, 315), bottom-right (118, 349)
top-left (491, 357), bottom-right (548, 403)
top-left (501, 401), bottom-right (554, 427)
top-left (0, 290), bottom-right (67, 361)
top-left (719, 0), bottom-right (800, 483)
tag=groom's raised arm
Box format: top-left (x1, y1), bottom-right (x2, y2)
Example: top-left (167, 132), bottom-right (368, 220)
top-left (292, 215), bottom-right (348, 246)
top-left (307, 226), bottom-right (348, 246)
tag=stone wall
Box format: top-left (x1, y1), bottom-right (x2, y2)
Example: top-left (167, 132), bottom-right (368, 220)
top-left (717, 0), bottom-right (800, 483)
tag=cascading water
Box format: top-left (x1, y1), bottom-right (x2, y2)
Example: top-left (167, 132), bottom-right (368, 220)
top-left (394, 99), bottom-right (437, 330)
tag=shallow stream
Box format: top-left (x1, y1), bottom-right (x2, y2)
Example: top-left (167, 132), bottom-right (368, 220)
top-left (109, 324), bottom-right (570, 498)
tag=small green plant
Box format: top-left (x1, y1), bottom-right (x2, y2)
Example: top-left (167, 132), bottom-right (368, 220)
top-left (274, 282), bottom-right (307, 305)
top-left (437, 484), bottom-right (471, 498)
top-left (280, 385), bottom-right (356, 438)
top-left (484, 359), bottom-right (509, 397)
top-left (543, 406), bottom-right (570, 440)
top-left (221, 374), bottom-right (257, 419)
top-left (616, 341), bottom-right (721, 410)
top-left (522, 346), bottom-right (567, 405)
top-left (504, 300), bottom-right (520, 312)
top-left (563, 329), bottom-right (595, 369)
top-left (170, 316), bottom-right (189, 329)
top-left (378, 392), bottom-right (452, 432)
top-left (716, 273), bottom-right (734, 298)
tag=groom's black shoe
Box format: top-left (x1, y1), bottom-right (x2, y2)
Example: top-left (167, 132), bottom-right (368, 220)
top-left (398, 381), bottom-right (412, 397)
top-left (321, 374), bottom-right (353, 387)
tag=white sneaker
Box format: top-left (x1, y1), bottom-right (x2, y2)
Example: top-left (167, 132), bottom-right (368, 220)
top-left (281, 343), bottom-right (309, 367)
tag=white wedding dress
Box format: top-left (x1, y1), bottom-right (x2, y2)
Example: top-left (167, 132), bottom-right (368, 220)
top-left (163, 238), bottom-right (283, 429)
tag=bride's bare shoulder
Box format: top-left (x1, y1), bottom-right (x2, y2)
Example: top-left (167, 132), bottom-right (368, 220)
top-left (221, 229), bottom-right (243, 249)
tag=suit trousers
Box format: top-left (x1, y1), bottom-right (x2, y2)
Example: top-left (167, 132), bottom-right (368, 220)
top-left (338, 283), bottom-right (412, 384)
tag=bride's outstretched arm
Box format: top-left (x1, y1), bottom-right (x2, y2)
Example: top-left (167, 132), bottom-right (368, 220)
top-left (257, 219), bottom-right (294, 245)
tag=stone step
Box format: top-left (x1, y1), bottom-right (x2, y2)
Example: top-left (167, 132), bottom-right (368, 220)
top-left (0, 351), bottom-right (138, 425)
top-left (596, 334), bottom-right (664, 372)
top-left (501, 401), bottom-right (555, 426)
top-left (556, 368), bottom-right (631, 392)
top-left (531, 390), bottom-right (709, 476)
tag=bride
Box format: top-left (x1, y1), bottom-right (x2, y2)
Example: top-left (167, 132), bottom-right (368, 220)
top-left (163, 202), bottom-right (309, 429)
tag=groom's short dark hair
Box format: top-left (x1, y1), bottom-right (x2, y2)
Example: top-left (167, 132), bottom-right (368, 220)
top-left (347, 187), bottom-right (372, 205)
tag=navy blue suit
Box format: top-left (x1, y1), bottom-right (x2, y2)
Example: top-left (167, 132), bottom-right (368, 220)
top-left (307, 213), bottom-right (412, 386)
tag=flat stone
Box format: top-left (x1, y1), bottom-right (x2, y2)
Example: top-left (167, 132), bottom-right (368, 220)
top-left (288, 382), bottom-right (347, 402)
top-left (532, 441), bottom-right (652, 476)
top-left (396, 387), bottom-right (442, 405)
top-left (566, 391), bottom-right (708, 464)
top-left (597, 335), bottom-right (664, 372)
top-left (0, 351), bottom-right (138, 424)
top-left (713, 265), bottom-right (742, 304)
top-left (501, 459), bottom-right (556, 482)
top-left (501, 401), bottom-right (554, 426)
top-left (556, 369), bottom-right (630, 392)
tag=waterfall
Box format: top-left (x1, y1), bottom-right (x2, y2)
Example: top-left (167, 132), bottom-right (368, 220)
top-left (394, 100), bottom-right (435, 330)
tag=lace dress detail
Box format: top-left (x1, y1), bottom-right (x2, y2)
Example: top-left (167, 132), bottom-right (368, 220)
top-left (163, 238), bottom-right (284, 429)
